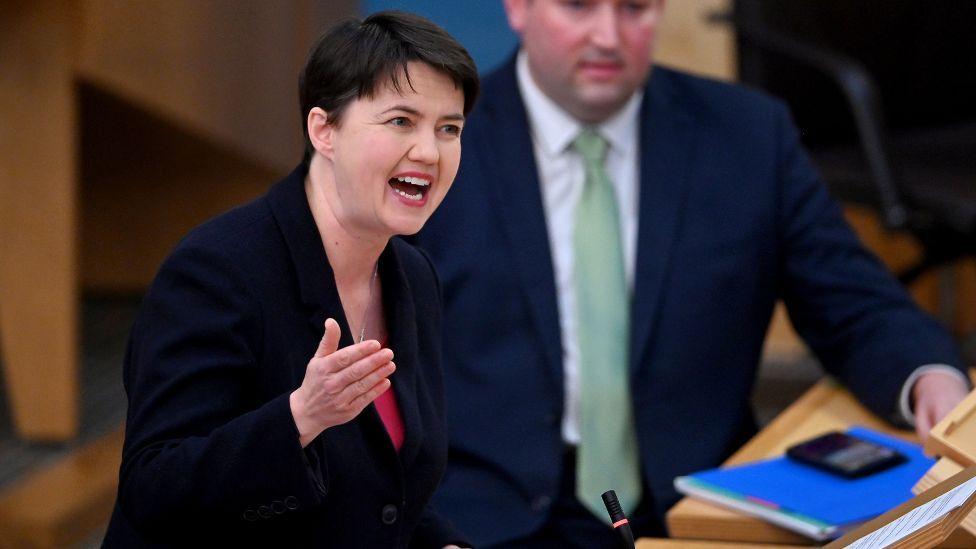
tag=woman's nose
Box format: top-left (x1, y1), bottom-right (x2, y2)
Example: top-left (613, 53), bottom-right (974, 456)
top-left (407, 131), bottom-right (439, 164)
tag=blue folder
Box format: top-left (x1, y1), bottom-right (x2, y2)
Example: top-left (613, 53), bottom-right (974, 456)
top-left (675, 426), bottom-right (934, 539)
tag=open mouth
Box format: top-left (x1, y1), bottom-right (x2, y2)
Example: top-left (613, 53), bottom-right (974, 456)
top-left (388, 175), bottom-right (430, 202)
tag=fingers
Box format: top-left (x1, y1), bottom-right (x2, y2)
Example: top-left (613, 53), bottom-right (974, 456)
top-left (301, 318), bottom-right (397, 427)
top-left (322, 339), bottom-right (385, 372)
top-left (338, 360), bottom-right (396, 403)
top-left (339, 348), bottom-right (394, 384)
top-left (347, 377), bottom-right (392, 412)
top-left (915, 410), bottom-right (933, 442)
top-left (314, 318), bottom-right (342, 359)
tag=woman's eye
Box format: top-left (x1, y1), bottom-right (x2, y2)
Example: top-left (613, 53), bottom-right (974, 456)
top-left (388, 117), bottom-right (411, 127)
top-left (623, 1), bottom-right (649, 14)
top-left (441, 124), bottom-right (462, 136)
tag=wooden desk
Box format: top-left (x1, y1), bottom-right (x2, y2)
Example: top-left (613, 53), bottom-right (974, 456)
top-left (639, 540), bottom-right (806, 549)
top-left (664, 379), bottom-right (976, 547)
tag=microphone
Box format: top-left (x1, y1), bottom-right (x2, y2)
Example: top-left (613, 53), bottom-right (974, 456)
top-left (602, 490), bottom-right (636, 549)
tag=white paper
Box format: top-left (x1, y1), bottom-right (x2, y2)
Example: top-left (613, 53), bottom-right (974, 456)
top-left (844, 474), bottom-right (976, 548)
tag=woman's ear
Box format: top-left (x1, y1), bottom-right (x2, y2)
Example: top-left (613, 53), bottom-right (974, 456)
top-left (307, 107), bottom-right (335, 160)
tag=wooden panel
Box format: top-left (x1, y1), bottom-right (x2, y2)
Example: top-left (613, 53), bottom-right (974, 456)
top-left (78, 84), bottom-right (277, 291)
top-left (75, 0), bottom-right (359, 173)
top-left (914, 458), bottom-right (976, 541)
top-left (953, 260), bottom-right (976, 336)
top-left (0, 1), bottom-right (79, 440)
top-left (657, 0), bottom-right (736, 81)
top-left (761, 302), bottom-right (808, 363)
top-left (925, 387), bottom-right (976, 468)
top-left (638, 540), bottom-right (805, 548)
top-left (0, 427), bottom-right (123, 548)
top-left (843, 206), bottom-right (941, 315)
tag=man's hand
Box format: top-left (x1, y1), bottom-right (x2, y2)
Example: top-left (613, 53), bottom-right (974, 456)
top-left (912, 371), bottom-right (970, 442)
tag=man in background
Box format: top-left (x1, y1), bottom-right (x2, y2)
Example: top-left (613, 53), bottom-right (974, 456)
top-left (414, 1), bottom-right (971, 547)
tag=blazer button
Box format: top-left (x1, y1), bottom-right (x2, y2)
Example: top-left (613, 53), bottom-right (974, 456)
top-left (258, 505), bottom-right (273, 519)
top-left (271, 500), bottom-right (286, 514)
top-left (381, 504), bottom-right (398, 525)
top-left (531, 495), bottom-right (552, 512)
top-left (242, 509), bottom-right (258, 522)
top-left (284, 496), bottom-right (300, 510)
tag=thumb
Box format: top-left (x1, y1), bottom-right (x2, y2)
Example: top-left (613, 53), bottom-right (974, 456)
top-left (314, 318), bottom-right (341, 359)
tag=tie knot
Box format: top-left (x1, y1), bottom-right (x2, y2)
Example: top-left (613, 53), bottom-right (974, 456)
top-left (573, 128), bottom-right (607, 165)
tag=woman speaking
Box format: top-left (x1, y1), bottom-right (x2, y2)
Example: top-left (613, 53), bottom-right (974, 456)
top-left (103, 11), bottom-right (478, 548)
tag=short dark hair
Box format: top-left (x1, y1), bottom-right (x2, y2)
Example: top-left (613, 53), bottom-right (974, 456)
top-left (298, 11), bottom-right (480, 164)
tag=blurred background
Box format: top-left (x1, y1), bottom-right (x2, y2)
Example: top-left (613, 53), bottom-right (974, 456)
top-left (0, 1), bottom-right (973, 546)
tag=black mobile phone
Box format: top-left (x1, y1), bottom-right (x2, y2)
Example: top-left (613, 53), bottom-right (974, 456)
top-left (785, 431), bottom-right (907, 478)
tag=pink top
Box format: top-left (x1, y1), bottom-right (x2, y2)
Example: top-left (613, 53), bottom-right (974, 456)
top-left (375, 339), bottom-right (405, 451)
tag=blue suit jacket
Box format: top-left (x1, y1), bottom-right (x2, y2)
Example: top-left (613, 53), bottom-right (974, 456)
top-left (104, 166), bottom-right (464, 548)
top-left (413, 59), bottom-right (965, 545)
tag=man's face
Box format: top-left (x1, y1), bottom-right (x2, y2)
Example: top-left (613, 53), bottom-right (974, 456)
top-left (504, 0), bottom-right (664, 123)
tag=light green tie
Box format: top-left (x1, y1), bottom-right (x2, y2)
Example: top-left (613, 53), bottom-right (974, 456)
top-left (573, 128), bottom-right (642, 520)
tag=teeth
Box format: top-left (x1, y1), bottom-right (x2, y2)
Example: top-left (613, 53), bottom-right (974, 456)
top-left (394, 188), bottom-right (423, 201)
top-left (395, 176), bottom-right (430, 187)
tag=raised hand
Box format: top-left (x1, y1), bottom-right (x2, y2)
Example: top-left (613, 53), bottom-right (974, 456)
top-left (289, 318), bottom-right (395, 447)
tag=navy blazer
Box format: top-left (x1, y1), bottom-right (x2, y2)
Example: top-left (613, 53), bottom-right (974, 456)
top-left (104, 166), bottom-right (464, 548)
top-left (413, 59), bottom-right (965, 544)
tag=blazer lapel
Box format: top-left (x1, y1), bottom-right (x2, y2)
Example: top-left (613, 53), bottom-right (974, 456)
top-left (380, 242), bottom-right (425, 468)
top-left (630, 69), bottom-right (697, 374)
top-left (474, 60), bottom-right (563, 385)
top-left (266, 166), bottom-right (352, 347)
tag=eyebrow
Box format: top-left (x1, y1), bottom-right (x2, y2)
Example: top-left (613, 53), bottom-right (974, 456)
top-left (379, 104), bottom-right (465, 122)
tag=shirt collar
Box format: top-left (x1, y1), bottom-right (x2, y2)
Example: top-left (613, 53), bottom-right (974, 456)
top-left (516, 49), bottom-right (644, 156)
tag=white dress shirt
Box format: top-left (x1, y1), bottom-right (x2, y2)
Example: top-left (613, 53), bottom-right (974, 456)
top-left (515, 52), bottom-right (966, 443)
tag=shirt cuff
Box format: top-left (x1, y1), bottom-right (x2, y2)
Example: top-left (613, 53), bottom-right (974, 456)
top-left (898, 364), bottom-right (971, 426)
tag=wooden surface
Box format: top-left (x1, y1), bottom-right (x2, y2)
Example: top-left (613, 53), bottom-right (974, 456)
top-left (926, 388), bottom-right (976, 468)
top-left (0, 1), bottom-right (79, 440)
top-left (915, 458), bottom-right (976, 541)
top-left (826, 465), bottom-right (976, 549)
top-left (0, 427), bottom-right (123, 548)
top-left (656, 0), bottom-right (736, 81)
top-left (78, 84), bottom-right (276, 291)
top-left (666, 380), bottom-right (976, 547)
top-left (639, 539), bottom-right (806, 548)
top-left (75, 0), bottom-right (358, 173)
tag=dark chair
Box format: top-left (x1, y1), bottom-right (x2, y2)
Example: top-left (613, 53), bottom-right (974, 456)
top-left (727, 0), bottom-right (976, 284)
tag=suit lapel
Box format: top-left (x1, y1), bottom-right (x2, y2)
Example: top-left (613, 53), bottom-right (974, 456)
top-left (265, 166), bottom-right (352, 346)
top-left (630, 69), bottom-right (697, 374)
top-left (475, 61), bottom-right (563, 386)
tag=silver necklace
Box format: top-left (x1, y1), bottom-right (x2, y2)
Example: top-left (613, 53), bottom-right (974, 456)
top-left (358, 261), bottom-right (379, 344)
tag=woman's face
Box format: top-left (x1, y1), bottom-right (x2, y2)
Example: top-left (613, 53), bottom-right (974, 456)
top-left (320, 62), bottom-right (466, 238)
